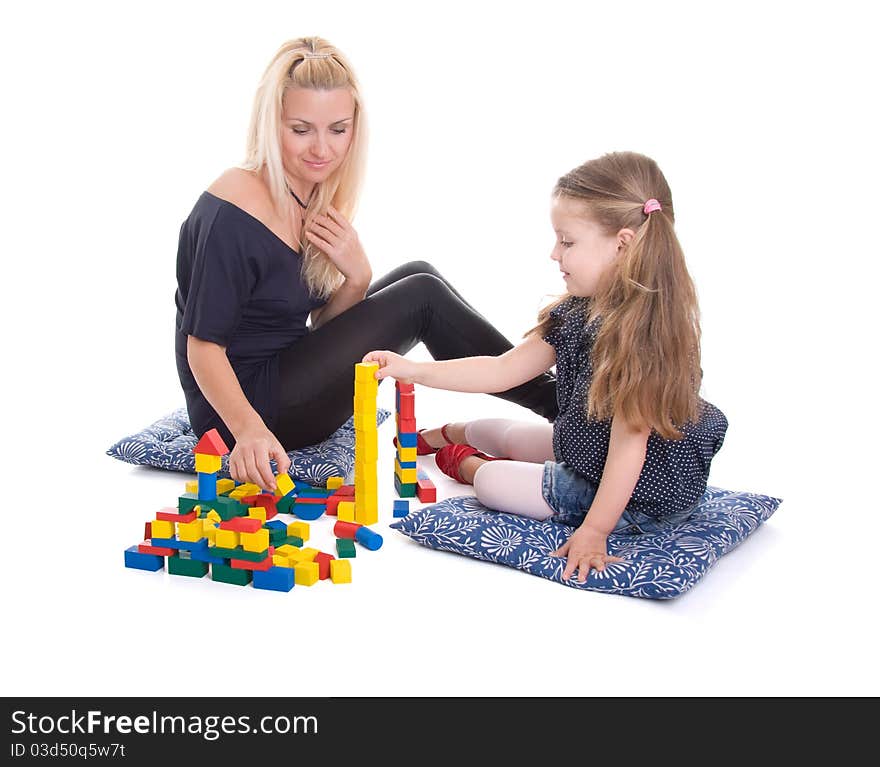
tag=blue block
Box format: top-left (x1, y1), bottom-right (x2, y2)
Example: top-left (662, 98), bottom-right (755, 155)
top-left (355, 527), bottom-right (383, 551)
top-left (188, 547), bottom-right (227, 565)
top-left (264, 520), bottom-right (287, 532)
top-left (417, 469), bottom-right (431, 480)
top-left (124, 545), bottom-right (164, 572)
top-left (396, 431), bottom-right (418, 448)
top-left (198, 472), bottom-right (217, 501)
top-left (150, 535), bottom-right (209, 552)
top-left (293, 502), bottom-right (326, 520)
top-left (396, 458), bottom-right (417, 469)
top-left (253, 566), bottom-right (295, 592)
top-left (393, 500), bottom-right (410, 517)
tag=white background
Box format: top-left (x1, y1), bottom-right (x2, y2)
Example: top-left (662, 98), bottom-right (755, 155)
top-left (1, 0), bottom-right (878, 697)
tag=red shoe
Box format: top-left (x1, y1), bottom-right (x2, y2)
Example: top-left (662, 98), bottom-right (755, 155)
top-left (393, 424), bottom-right (454, 456)
top-left (434, 443), bottom-right (505, 484)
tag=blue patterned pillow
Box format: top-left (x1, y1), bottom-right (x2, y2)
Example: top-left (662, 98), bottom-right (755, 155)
top-left (391, 486), bottom-right (781, 599)
top-left (107, 407), bottom-right (391, 485)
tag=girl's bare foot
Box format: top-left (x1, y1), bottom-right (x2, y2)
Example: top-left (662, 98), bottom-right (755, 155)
top-left (420, 421), bottom-right (468, 449)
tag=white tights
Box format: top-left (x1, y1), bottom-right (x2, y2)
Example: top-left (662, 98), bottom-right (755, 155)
top-left (462, 419), bottom-right (556, 521)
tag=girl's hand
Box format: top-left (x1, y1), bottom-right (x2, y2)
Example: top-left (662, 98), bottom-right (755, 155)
top-left (361, 350), bottom-right (420, 383)
top-left (305, 205), bottom-right (372, 286)
top-left (228, 423), bottom-right (291, 494)
top-left (551, 523), bottom-right (625, 583)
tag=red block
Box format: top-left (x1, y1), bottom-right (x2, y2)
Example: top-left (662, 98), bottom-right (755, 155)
top-left (395, 381), bottom-right (414, 394)
top-left (325, 496), bottom-right (342, 516)
top-left (333, 521), bottom-right (362, 539)
top-left (219, 517), bottom-right (263, 533)
top-left (144, 521), bottom-right (152, 540)
top-left (398, 417), bottom-right (417, 433)
top-left (139, 541), bottom-right (176, 556)
top-left (156, 509), bottom-right (198, 523)
top-left (335, 485), bottom-right (356, 497)
top-left (398, 392), bottom-right (415, 418)
top-left (314, 551), bottom-right (335, 580)
top-left (242, 494), bottom-right (279, 519)
top-left (417, 480), bottom-right (437, 504)
top-left (292, 496), bottom-right (327, 504)
top-left (230, 556), bottom-right (273, 571)
top-left (193, 428), bottom-right (230, 456)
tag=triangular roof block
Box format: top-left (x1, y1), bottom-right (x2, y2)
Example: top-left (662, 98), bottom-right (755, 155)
top-left (194, 428), bottom-right (230, 456)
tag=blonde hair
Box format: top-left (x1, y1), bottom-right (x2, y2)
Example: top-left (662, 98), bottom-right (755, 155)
top-left (241, 36), bottom-right (368, 298)
top-left (529, 151), bottom-right (702, 439)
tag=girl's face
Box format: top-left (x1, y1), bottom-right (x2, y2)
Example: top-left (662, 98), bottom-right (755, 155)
top-left (281, 87), bottom-right (355, 186)
top-left (550, 196), bottom-right (629, 297)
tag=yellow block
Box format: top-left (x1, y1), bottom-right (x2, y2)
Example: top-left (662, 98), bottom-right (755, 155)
top-left (397, 446), bottom-right (417, 463)
top-left (216, 478), bottom-right (236, 496)
top-left (215, 529), bottom-right (240, 549)
top-left (354, 394), bottom-right (377, 413)
top-left (275, 544), bottom-right (302, 557)
top-left (326, 476), bottom-right (344, 490)
top-left (241, 529), bottom-right (269, 553)
top-left (276, 473), bottom-right (294, 496)
top-left (195, 454), bottom-right (221, 474)
top-left (354, 411), bottom-right (378, 431)
top-left (273, 554), bottom-right (294, 568)
top-left (354, 501), bottom-right (378, 526)
top-left (247, 506), bottom-right (267, 521)
top-left (229, 482), bottom-right (261, 500)
top-left (203, 524), bottom-right (218, 544)
top-left (151, 519), bottom-right (175, 539)
top-left (355, 441), bottom-right (378, 462)
top-left (205, 510), bottom-right (222, 524)
top-left (178, 520), bottom-right (204, 543)
top-left (330, 559), bottom-right (352, 584)
top-left (354, 361), bottom-right (379, 382)
top-left (287, 521), bottom-right (310, 541)
top-left (294, 561), bottom-right (320, 586)
top-left (299, 547), bottom-right (320, 562)
top-left (185, 480), bottom-right (198, 494)
top-left (395, 458), bottom-right (417, 483)
top-left (337, 501), bottom-right (356, 522)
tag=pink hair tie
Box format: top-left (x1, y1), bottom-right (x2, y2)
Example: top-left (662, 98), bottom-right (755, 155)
top-left (643, 198), bottom-right (662, 215)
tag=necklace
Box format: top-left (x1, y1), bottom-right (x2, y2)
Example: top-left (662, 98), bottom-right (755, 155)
top-left (287, 184), bottom-right (314, 210)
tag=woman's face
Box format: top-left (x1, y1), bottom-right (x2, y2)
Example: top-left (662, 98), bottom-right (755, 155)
top-left (281, 87), bottom-right (355, 185)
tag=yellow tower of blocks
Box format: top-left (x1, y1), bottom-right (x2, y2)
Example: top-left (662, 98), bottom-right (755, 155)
top-left (353, 362), bottom-right (379, 525)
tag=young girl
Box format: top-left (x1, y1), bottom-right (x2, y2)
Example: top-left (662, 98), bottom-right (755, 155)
top-left (363, 151), bottom-right (728, 583)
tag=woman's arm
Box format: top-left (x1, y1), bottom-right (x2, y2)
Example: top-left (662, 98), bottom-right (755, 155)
top-left (186, 336), bottom-right (290, 490)
top-left (552, 413), bottom-right (649, 581)
top-left (363, 334), bottom-right (557, 393)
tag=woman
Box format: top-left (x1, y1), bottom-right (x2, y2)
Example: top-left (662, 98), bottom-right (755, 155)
top-left (175, 36), bottom-right (557, 492)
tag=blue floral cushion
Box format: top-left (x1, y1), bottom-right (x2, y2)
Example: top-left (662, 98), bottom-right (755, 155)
top-left (107, 407), bottom-right (391, 485)
top-left (390, 486), bottom-right (781, 599)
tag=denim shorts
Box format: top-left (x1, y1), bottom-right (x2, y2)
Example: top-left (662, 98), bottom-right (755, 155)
top-left (541, 461), bottom-right (695, 534)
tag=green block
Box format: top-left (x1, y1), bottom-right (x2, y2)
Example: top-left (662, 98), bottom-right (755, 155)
top-left (208, 544), bottom-right (269, 562)
top-left (277, 535), bottom-right (304, 548)
top-left (276, 495), bottom-right (296, 514)
top-left (297, 488), bottom-right (332, 498)
top-left (168, 556), bottom-right (209, 578)
top-left (268, 528), bottom-right (287, 544)
top-left (336, 538), bottom-right (356, 558)
top-left (211, 495), bottom-right (247, 521)
top-left (177, 493), bottom-right (201, 514)
top-left (394, 474), bottom-right (418, 497)
top-left (211, 563), bottom-right (252, 586)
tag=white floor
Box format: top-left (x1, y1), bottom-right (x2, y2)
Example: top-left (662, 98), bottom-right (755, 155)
top-left (4, 376), bottom-right (877, 698)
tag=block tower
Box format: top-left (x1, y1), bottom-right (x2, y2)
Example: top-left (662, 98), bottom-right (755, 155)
top-left (394, 381), bottom-right (419, 497)
top-left (353, 362), bottom-right (379, 525)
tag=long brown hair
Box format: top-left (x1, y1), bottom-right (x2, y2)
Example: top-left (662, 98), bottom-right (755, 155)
top-left (529, 151), bottom-right (701, 439)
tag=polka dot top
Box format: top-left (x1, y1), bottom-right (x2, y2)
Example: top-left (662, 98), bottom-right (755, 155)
top-left (543, 295), bottom-right (729, 519)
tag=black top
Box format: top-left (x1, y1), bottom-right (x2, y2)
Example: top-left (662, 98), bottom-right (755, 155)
top-left (543, 295), bottom-right (729, 518)
top-left (174, 191), bottom-right (328, 444)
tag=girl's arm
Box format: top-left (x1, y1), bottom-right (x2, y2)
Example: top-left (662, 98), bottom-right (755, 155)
top-left (187, 336), bottom-right (291, 491)
top-left (363, 334), bottom-right (557, 393)
top-left (552, 414), bottom-right (649, 581)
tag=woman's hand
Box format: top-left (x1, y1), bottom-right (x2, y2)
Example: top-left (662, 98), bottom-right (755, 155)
top-left (228, 422), bottom-right (291, 494)
top-left (361, 350), bottom-right (421, 384)
top-left (551, 522), bottom-right (625, 583)
top-left (305, 205), bottom-right (371, 286)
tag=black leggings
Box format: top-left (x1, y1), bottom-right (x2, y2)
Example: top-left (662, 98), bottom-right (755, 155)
top-left (274, 261), bottom-right (558, 450)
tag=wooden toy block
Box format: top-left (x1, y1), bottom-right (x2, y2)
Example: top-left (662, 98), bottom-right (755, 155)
top-left (219, 517), bottom-right (263, 533)
top-left (229, 483), bottom-right (261, 500)
top-left (287, 522), bottom-right (310, 541)
top-left (326, 476), bottom-right (344, 490)
top-left (394, 473), bottom-right (418, 497)
top-left (197, 471), bottom-right (217, 501)
top-left (177, 519), bottom-right (205, 543)
top-left (214, 529), bottom-right (240, 549)
top-left (292, 496), bottom-right (327, 504)
top-left (395, 460), bottom-right (418, 484)
top-left (276, 495), bottom-right (295, 514)
top-left (325, 495), bottom-right (342, 516)
top-left (293, 502), bottom-right (326, 521)
top-left (354, 393), bottom-right (377, 413)
top-left (186, 547), bottom-right (226, 565)
top-left (354, 412), bottom-right (378, 431)
top-left (150, 535), bottom-right (209, 553)
top-left (334, 520), bottom-right (362, 539)
top-left (417, 478), bottom-right (437, 503)
top-left (354, 502), bottom-right (378, 526)
top-left (216, 478), bottom-right (236, 496)
top-left (264, 519), bottom-right (287, 532)
top-left (151, 519), bottom-right (176, 539)
top-left (393, 500), bottom-right (410, 517)
top-left (177, 493), bottom-right (202, 514)
top-left (247, 506), bottom-right (267, 521)
top-left (298, 547), bottom-right (320, 562)
top-left (335, 484), bottom-right (356, 497)
top-left (314, 551), bottom-right (335, 580)
top-left (144, 521), bottom-right (152, 540)
top-left (395, 380), bottom-right (414, 394)
top-left (330, 559), bottom-right (352, 584)
top-left (395, 431), bottom-right (418, 449)
top-left (202, 524), bottom-right (218, 544)
top-left (397, 416), bottom-right (417, 434)
top-left (272, 553), bottom-right (294, 568)
top-left (194, 428), bottom-right (230, 456)
top-left (335, 538), bottom-right (356, 558)
top-left (355, 527), bottom-right (383, 551)
top-left (210, 495), bottom-right (248, 521)
top-left (241, 529), bottom-right (270, 553)
top-left (276, 473), bottom-right (295, 497)
top-left (211, 562), bottom-right (252, 586)
top-left (297, 487), bottom-right (334, 498)
top-left (355, 361), bottom-right (379, 382)
top-left (168, 555), bottom-right (209, 578)
top-left (241, 494), bottom-right (279, 519)
top-left (397, 446), bottom-right (418, 463)
top-left (124, 546), bottom-right (164, 571)
top-left (195, 453), bottom-right (221, 474)
top-left (156, 509), bottom-right (197, 524)
top-left (294, 561), bottom-right (320, 586)
top-left (337, 500), bottom-right (356, 522)
top-left (138, 541), bottom-right (176, 556)
top-left (253, 566), bottom-right (295, 592)
top-left (397, 391), bottom-right (415, 418)
top-left (185, 480), bottom-right (198, 494)
top-left (205, 509), bottom-right (222, 524)
top-left (355, 440), bottom-right (378, 462)
top-left (230, 555), bottom-right (273, 571)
